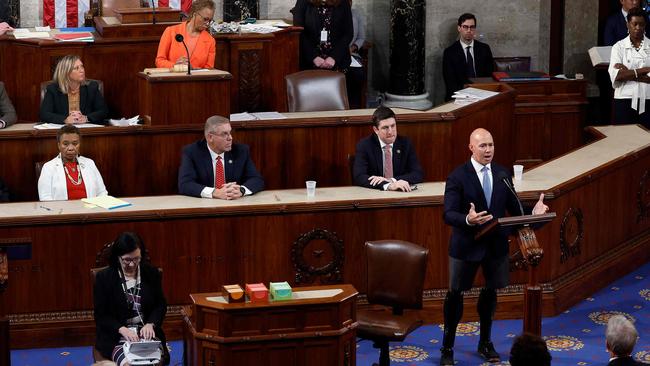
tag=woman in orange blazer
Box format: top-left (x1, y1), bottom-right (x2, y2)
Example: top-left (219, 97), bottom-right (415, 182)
top-left (155, 0), bottom-right (216, 69)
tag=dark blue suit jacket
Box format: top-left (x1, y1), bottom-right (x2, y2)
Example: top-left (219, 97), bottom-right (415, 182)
top-left (603, 11), bottom-right (650, 46)
top-left (178, 140), bottom-right (264, 197)
top-left (352, 134), bottom-right (424, 189)
top-left (442, 40), bottom-right (494, 101)
top-left (39, 81), bottom-right (108, 124)
top-left (443, 161), bottom-right (522, 261)
top-left (608, 356), bottom-right (642, 366)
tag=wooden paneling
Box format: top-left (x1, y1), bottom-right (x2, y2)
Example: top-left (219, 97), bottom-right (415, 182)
top-left (0, 28), bottom-right (300, 122)
top-left (0, 87), bottom-right (516, 201)
top-left (1, 125), bottom-right (649, 347)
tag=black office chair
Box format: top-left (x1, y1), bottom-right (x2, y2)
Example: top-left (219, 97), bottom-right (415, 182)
top-left (357, 240), bottom-right (429, 366)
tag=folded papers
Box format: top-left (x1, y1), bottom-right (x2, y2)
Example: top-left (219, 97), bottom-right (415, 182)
top-left (82, 196), bottom-right (132, 210)
top-left (452, 87), bottom-right (499, 106)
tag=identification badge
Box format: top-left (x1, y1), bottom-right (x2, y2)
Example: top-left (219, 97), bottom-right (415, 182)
top-left (320, 29), bottom-right (328, 42)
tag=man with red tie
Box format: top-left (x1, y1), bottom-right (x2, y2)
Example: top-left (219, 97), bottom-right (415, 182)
top-left (352, 106), bottom-right (424, 191)
top-left (178, 115), bottom-right (264, 199)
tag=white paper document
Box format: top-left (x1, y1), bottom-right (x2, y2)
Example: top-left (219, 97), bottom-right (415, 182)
top-left (230, 112), bottom-right (286, 121)
top-left (34, 123), bottom-right (104, 130)
top-left (109, 115), bottom-right (140, 126)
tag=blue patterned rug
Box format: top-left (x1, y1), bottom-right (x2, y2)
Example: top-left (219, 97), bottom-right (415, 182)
top-left (11, 261), bottom-right (650, 365)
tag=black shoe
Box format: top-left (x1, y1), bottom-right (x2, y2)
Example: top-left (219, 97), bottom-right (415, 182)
top-left (440, 347), bottom-right (454, 365)
top-left (477, 341), bottom-right (500, 363)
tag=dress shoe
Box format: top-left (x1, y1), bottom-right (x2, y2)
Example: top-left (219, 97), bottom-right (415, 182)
top-left (477, 341), bottom-right (500, 363)
top-left (439, 347), bottom-right (454, 365)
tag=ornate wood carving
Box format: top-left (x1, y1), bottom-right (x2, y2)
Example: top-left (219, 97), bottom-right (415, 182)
top-left (637, 169), bottom-right (650, 223)
top-left (238, 49), bottom-right (262, 112)
top-left (560, 207), bottom-right (583, 263)
top-left (291, 229), bottom-right (344, 284)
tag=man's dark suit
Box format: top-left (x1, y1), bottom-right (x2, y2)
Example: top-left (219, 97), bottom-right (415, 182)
top-left (603, 10), bottom-right (650, 46)
top-left (608, 356), bottom-right (641, 366)
top-left (39, 81), bottom-right (108, 124)
top-left (0, 81), bottom-right (17, 128)
top-left (93, 264), bottom-right (167, 360)
top-left (178, 139), bottom-right (264, 197)
top-left (352, 134), bottom-right (424, 189)
top-left (442, 40), bottom-right (494, 101)
top-left (443, 161), bottom-right (521, 262)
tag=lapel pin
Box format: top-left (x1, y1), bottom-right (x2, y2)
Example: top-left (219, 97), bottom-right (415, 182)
top-left (396, 149), bottom-right (401, 154)
top-left (228, 160), bottom-right (233, 164)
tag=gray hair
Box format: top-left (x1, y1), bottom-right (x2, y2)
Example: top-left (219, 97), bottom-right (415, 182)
top-left (606, 315), bottom-right (638, 357)
top-left (204, 115), bottom-right (230, 137)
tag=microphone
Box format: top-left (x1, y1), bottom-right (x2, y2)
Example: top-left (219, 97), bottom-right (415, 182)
top-left (151, 0), bottom-right (157, 25)
top-left (174, 34), bottom-right (191, 75)
top-left (499, 172), bottom-right (525, 216)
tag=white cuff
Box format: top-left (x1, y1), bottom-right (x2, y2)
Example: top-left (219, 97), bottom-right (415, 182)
top-left (200, 187), bottom-right (215, 198)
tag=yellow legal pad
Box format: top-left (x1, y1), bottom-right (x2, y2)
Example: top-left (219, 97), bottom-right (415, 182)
top-left (81, 196), bottom-right (132, 210)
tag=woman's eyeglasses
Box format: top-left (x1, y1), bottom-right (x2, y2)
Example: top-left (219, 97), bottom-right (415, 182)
top-left (120, 256), bottom-right (141, 265)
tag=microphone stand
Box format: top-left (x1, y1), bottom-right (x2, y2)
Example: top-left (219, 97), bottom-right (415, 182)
top-left (501, 176), bottom-right (525, 217)
top-left (174, 34), bottom-right (192, 75)
top-left (151, 0), bottom-right (157, 25)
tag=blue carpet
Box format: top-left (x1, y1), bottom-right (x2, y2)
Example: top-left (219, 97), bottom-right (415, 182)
top-left (11, 262), bottom-right (650, 365)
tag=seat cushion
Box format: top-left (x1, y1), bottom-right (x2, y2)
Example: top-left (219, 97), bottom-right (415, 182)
top-left (356, 310), bottom-right (423, 341)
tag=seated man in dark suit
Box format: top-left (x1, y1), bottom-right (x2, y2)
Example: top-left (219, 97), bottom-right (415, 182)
top-left (603, 0), bottom-right (648, 46)
top-left (0, 81), bottom-right (17, 129)
top-left (352, 106), bottom-right (423, 191)
top-left (179, 115), bottom-right (264, 199)
top-left (442, 13), bottom-right (494, 101)
top-left (606, 315), bottom-right (642, 366)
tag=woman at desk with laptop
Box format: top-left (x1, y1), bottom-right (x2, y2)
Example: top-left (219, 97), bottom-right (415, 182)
top-left (39, 54), bottom-right (108, 125)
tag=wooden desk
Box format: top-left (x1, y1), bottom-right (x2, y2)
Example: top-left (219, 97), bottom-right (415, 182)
top-left (0, 84), bottom-right (515, 201)
top-left (137, 70), bottom-right (232, 125)
top-left (0, 27), bottom-right (300, 121)
top-left (183, 285), bottom-right (357, 366)
top-left (473, 78), bottom-right (588, 166)
top-left (0, 125), bottom-right (648, 348)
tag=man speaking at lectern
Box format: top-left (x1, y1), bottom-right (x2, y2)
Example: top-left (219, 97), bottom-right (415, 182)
top-left (439, 128), bottom-right (548, 366)
top-left (178, 115), bottom-right (264, 200)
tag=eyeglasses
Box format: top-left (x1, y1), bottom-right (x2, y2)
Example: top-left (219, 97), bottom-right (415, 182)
top-left (460, 25), bottom-right (477, 30)
top-left (120, 256), bottom-right (141, 265)
top-left (208, 131), bottom-right (232, 139)
top-left (196, 12), bottom-right (214, 25)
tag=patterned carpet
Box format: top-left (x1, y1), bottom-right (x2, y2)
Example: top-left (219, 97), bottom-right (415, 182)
top-left (10, 261), bottom-right (650, 365)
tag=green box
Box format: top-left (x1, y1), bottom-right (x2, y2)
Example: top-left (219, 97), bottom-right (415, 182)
top-left (269, 281), bottom-right (292, 301)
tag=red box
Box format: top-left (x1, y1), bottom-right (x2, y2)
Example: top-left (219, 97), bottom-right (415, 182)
top-left (245, 283), bottom-right (269, 303)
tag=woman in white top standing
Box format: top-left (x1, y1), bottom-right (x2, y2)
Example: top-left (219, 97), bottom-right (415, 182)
top-left (38, 124), bottom-right (108, 201)
top-left (609, 7), bottom-right (650, 128)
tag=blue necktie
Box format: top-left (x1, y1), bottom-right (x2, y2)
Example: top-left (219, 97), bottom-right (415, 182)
top-left (482, 166), bottom-right (491, 207)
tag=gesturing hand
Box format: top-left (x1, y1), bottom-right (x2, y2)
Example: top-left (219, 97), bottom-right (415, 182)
top-left (532, 193), bottom-right (549, 215)
top-left (467, 202), bottom-right (493, 225)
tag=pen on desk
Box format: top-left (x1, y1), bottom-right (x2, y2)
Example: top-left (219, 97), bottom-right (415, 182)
top-left (274, 194), bottom-right (281, 202)
top-left (39, 205), bottom-right (51, 211)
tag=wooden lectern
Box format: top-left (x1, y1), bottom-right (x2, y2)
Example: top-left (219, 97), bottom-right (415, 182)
top-left (182, 284), bottom-right (358, 366)
top-left (0, 248), bottom-right (9, 366)
top-left (476, 213), bottom-right (556, 335)
top-left (137, 70), bottom-right (232, 125)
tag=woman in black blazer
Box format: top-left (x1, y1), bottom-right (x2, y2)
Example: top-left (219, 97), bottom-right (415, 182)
top-left (293, 0), bottom-right (353, 71)
top-left (40, 54), bottom-right (108, 124)
top-left (93, 232), bottom-right (168, 365)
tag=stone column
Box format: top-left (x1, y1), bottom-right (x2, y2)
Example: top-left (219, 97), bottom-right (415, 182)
top-left (383, 0), bottom-right (432, 110)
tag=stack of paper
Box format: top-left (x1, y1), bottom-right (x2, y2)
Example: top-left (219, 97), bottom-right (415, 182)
top-left (82, 196), bottom-right (132, 210)
top-left (34, 123), bottom-right (104, 130)
top-left (109, 115), bottom-right (140, 126)
top-left (452, 87), bottom-right (499, 106)
top-left (230, 112), bottom-right (286, 121)
top-left (12, 28), bottom-right (52, 39)
top-left (54, 31), bottom-right (94, 42)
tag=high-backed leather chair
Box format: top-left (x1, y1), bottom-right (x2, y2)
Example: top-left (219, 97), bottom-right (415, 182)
top-left (357, 240), bottom-right (429, 366)
top-left (40, 79), bottom-right (104, 103)
top-left (493, 57), bottom-right (531, 72)
top-left (285, 70), bottom-right (349, 112)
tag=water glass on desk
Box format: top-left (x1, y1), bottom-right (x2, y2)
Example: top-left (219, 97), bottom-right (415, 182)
top-left (305, 181), bottom-right (316, 197)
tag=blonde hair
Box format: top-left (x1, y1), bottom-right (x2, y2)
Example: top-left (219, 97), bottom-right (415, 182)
top-left (190, 0), bottom-right (215, 17)
top-left (53, 54), bottom-right (87, 94)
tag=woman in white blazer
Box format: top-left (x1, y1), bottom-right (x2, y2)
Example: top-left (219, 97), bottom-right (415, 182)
top-left (38, 125), bottom-right (108, 201)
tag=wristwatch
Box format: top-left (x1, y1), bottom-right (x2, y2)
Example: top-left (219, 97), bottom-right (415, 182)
top-left (240, 187), bottom-right (246, 195)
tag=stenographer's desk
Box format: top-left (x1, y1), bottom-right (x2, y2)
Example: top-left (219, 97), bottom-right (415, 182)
top-left (0, 84), bottom-right (515, 201)
top-left (0, 125), bottom-right (648, 348)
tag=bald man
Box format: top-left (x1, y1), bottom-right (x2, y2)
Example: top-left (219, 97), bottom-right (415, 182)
top-left (440, 128), bottom-right (548, 365)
